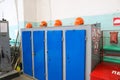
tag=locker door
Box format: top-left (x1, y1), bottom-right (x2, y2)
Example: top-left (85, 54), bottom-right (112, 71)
top-left (33, 31), bottom-right (45, 80)
top-left (47, 31), bottom-right (63, 80)
top-left (66, 30), bottom-right (86, 80)
top-left (22, 31), bottom-right (33, 76)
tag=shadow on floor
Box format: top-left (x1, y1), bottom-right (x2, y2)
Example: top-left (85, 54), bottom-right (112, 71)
top-left (12, 75), bottom-right (33, 80)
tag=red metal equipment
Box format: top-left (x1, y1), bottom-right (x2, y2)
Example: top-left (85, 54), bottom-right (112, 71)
top-left (90, 62), bottom-right (120, 80)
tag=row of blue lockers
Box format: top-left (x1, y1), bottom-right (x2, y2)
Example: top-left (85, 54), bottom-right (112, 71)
top-left (22, 30), bottom-right (86, 80)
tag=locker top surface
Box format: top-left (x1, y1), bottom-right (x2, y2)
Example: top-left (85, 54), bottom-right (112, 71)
top-left (21, 24), bottom-right (100, 31)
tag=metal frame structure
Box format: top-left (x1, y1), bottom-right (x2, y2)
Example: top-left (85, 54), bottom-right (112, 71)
top-left (21, 24), bottom-right (101, 80)
top-left (0, 21), bottom-right (12, 72)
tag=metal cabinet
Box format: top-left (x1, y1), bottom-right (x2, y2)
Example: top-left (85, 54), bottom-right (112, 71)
top-left (66, 30), bottom-right (86, 80)
top-left (21, 24), bottom-right (100, 80)
top-left (22, 30), bottom-right (86, 80)
top-left (47, 31), bottom-right (63, 80)
top-left (0, 21), bottom-right (12, 72)
top-left (33, 31), bottom-right (45, 80)
top-left (22, 31), bottom-right (33, 76)
top-left (22, 31), bottom-right (46, 80)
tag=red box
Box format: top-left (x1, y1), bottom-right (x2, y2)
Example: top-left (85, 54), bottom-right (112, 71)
top-left (90, 62), bottom-right (120, 80)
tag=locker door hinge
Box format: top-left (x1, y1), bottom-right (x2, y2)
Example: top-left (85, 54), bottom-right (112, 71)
top-left (44, 73), bottom-right (46, 77)
top-left (85, 37), bottom-right (87, 41)
top-left (30, 36), bottom-right (31, 40)
top-left (62, 37), bottom-right (64, 41)
top-left (44, 39), bottom-right (45, 42)
top-left (45, 73), bottom-right (48, 80)
top-left (32, 52), bottom-right (35, 56)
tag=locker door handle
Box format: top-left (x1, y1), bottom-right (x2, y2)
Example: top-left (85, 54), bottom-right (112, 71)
top-left (33, 53), bottom-right (36, 56)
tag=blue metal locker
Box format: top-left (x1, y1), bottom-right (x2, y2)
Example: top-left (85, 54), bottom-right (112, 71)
top-left (47, 31), bottom-right (63, 80)
top-left (66, 30), bottom-right (86, 80)
top-left (22, 31), bottom-right (33, 76)
top-left (33, 31), bottom-right (45, 80)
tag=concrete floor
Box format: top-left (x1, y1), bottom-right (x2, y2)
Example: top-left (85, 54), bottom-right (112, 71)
top-left (12, 75), bottom-right (33, 80)
top-left (0, 70), bottom-right (33, 80)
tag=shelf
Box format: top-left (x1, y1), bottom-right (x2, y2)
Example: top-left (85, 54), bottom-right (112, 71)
top-left (103, 56), bottom-right (120, 64)
top-left (103, 46), bottom-right (120, 51)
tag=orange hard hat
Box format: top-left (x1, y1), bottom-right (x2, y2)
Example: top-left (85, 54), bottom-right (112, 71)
top-left (26, 23), bottom-right (32, 28)
top-left (40, 21), bottom-right (47, 27)
top-left (74, 17), bottom-right (84, 26)
top-left (54, 19), bottom-right (62, 27)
